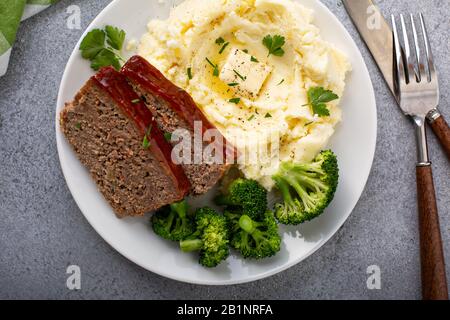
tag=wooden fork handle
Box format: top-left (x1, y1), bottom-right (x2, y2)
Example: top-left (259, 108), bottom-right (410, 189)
top-left (429, 115), bottom-right (450, 161)
top-left (416, 165), bottom-right (448, 300)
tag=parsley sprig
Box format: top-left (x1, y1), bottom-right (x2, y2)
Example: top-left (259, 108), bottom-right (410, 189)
top-left (303, 87), bottom-right (339, 117)
top-left (263, 35), bottom-right (285, 57)
top-left (80, 26), bottom-right (126, 71)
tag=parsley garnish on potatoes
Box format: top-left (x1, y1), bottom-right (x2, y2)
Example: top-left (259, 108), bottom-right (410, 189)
top-left (205, 57), bottom-right (219, 77)
top-left (79, 26), bottom-right (126, 71)
top-left (304, 87), bottom-right (339, 117)
top-left (263, 34), bottom-right (286, 57)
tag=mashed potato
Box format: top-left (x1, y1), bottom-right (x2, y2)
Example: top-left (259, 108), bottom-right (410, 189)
top-left (139, 0), bottom-right (350, 189)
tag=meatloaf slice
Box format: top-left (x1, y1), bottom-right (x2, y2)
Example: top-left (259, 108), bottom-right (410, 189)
top-left (60, 66), bottom-right (190, 218)
top-left (121, 56), bottom-right (236, 195)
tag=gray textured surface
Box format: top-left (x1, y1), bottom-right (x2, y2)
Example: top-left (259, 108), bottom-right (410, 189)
top-left (0, 0), bottom-right (449, 300)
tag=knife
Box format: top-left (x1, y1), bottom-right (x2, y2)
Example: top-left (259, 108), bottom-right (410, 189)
top-left (343, 0), bottom-right (450, 161)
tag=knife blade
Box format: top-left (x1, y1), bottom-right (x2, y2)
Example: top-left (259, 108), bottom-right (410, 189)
top-left (342, 0), bottom-right (395, 98)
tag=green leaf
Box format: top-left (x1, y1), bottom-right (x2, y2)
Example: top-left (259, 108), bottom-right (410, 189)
top-left (79, 29), bottom-right (106, 59)
top-left (307, 87), bottom-right (339, 105)
top-left (263, 34), bottom-right (285, 57)
top-left (305, 87), bottom-right (338, 117)
top-left (105, 25), bottom-right (126, 50)
top-left (79, 25), bottom-right (126, 71)
top-left (90, 49), bottom-right (121, 71)
top-left (312, 103), bottom-right (330, 117)
top-left (142, 135), bottom-right (150, 149)
top-left (142, 124), bottom-right (153, 149)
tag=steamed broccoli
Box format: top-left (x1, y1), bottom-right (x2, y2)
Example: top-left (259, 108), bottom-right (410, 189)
top-left (272, 150), bottom-right (339, 225)
top-left (214, 178), bottom-right (267, 219)
top-left (180, 208), bottom-right (229, 268)
top-left (151, 199), bottom-right (194, 241)
top-left (226, 210), bottom-right (281, 259)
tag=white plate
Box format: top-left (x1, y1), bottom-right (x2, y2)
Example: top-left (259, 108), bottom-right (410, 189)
top-left (56, 0), bottom-right (377, 285)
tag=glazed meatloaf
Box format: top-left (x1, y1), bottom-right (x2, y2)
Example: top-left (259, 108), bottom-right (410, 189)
top-left (60, 66), bottom-right (191, 218)
top-left (121, 56), bottom-right (235, 195)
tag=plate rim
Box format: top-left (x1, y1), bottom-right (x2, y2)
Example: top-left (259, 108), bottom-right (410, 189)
top-left (55, 0), bottom-right (378, 285)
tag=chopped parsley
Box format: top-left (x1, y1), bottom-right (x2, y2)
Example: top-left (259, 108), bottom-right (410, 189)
top-left (75, 122), bottom-right (81, 129)
top-left (277, 79), bottom-right (285, 86)
top-left (228, 82), bottom-right (239, 87)
top-left (303, 87), bottom-right (339, 117)
top-left (79, 26), bottom-right (126, 71)
top-left (164, 132), bottom-right (172, 142)
top-left (187, 67), bottom-right (193, 80)
top-left (233, 69), bottom-right (246, 81)
top-left (250, 56), bottom-right (259, 62)
top-left (262, 34), bottom-right (286, 57)
top-left (131, 99), bottom-right (140, 104)
top-left (229, 98), bottom-right (241, 104)
top-left (265, 113), bottom-right (272, 118)
top-left (205, 57), bottom-right (219, 77)
top-left (215, 37), bottom-right (225, 45)
top-left (242, 49), bottom-right (249, 53)
top-left (142, 124), bottom-right (153, 149)
top-left (248, 115), bottom-right (255, 121)
top-left (219, 42), bottom-right (230, 54)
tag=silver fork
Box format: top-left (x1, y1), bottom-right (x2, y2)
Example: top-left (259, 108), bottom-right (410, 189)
top-left (392, 13), bottom-right (448, 300)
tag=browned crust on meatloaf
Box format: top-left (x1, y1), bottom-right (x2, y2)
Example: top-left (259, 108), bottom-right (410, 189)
top-left (60, 80), bottom-right (186, 217)
top-left (130, 82), bottom-right (231, 195)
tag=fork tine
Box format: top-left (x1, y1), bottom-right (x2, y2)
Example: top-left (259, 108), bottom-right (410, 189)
top-left (410, 14), bottom-right (424, 82)
top-left (392, 15), bottom-right (406, 87)
top-left (419, 13), bottom-right (436, 81)
top-left (400, 14), bottom-right (417, 83)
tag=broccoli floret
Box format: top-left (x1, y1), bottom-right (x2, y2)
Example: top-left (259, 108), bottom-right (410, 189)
top-left (214, 178), bottom-right (267, 219)
top-left (226, 210), bottom-right (281, 259)
top-left (180, 207), bottom-right (229, 268)
top-left (151, 199), bottom-right (194, 241)
top-left (272, 150), bottom-right (339, 225)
